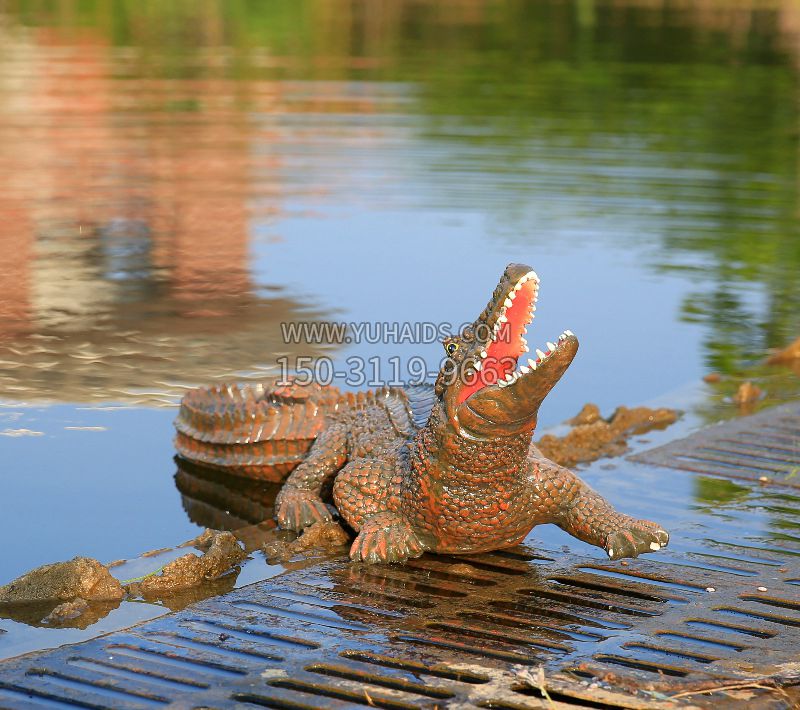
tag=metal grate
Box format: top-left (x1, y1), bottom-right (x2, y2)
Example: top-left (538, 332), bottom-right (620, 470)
top-left (630, 402), bottom-right (800, 488)
top-left (2, 407), bottom-right (800, 708)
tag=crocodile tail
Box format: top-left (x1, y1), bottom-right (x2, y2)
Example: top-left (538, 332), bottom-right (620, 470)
top-left (174, 379), bottom-right (341, 481)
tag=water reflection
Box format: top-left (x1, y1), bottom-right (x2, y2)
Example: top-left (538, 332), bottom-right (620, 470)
top-left (0, 14), bottom-right (335, 402)
top-left (175, 457), bottom-right (280, 532)
top-left (0, 0), bottom-right (797, 408)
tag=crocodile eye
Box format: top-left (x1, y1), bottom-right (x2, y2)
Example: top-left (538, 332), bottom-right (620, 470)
top-left (445, 341), bottom-right (458, 356)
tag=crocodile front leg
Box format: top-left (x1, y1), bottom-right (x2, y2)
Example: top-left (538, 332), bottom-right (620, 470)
top-left (275, 423), bottom-right (348, 531)
top-left (537, 457), bottom-right (669, 560)
top-left (333, 459), bottom-right (427, 563)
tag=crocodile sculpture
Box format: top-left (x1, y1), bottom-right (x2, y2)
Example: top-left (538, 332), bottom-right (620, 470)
top-left (175, 264), bottom-right (669, 564)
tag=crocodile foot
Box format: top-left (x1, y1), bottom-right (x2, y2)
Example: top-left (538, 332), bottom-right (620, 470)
top-left (605, 518), bottom-right (669, 560)
top-left (350, 512), bottom-right (425, 564)
top-left (275, 485), bottom-right (332, 532)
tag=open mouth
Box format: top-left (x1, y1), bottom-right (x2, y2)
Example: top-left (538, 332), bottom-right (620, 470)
top-left (457, 269), bottom-right (574, 405)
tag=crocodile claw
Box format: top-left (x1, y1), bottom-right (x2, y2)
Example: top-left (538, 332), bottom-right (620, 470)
top-left (350, 513), bottom-right (425, 564)
top-left (605, 519), bottom-right (669, 561)
top-left (275, 485), bottom-right (332, 532)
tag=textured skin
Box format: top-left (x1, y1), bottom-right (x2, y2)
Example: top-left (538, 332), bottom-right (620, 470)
top-left (174, 381), bottom-right (341, 481)
top-left (179, 263), bottom-right (669, 563)
top-left (277, 395), bottom-right (668, 562)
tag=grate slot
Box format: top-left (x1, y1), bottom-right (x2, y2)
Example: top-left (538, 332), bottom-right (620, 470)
top-left (674, 453), bottom-right (775, 474)
top-left (26, 667), bottom-right (168, 706)
top-left (141, 631), bottom-right (285, 662)
top-left (653, 630), bottom-right (747, 651)
top-left (690, 548), bottom-right (783, 568)
top-left (697, 446), bottom-right (800, 467)
top-left (67, 656), bottom-right (208, 690)
top-left (684, 618), bottom-right (776, 638)
top-left (388, 560), bottom-right (497, 589)
top-left (734, 430), bottom-right (800, 445)
top-left (490, 549), bottom-right (555, 562)
top-left (704, 538), bottom-right (800, 559)
top-left (184, 618), bottom-right (320, 648)
top-left (230, 601), bottom-right (370, 631)
top-left (592, 655), bottom-right (689, 677)
top-left (720, 436), bottom-right (800, 456)
top-left (426, 621), bottom-right (570, 653)
top-left (427, 554), bottom-right (529, 576)
top-left (491, 599), bottom-right (630, 630)
top-left (511, 683), bottom-right (645, 709)
top-left (547, 574), bottom-right (677, 603)
top-left (57, 655), bottom-right (197, 700)
top-left (577, 565), bottom-right (706, 593)
top-left (105, 643), bottom-right (246, 677)
top-left (231, 693), bottom-right (330, 710)
top-left (660, 559), bottom-right (759, 577)
top-left (339, 650), bottom-right (490, 684)
top-left (259, 591), bottom-right (401, 622)
top-left (622, 641), bottom-right (720, 664)
top-left (267, 678), bottom-right (422, 710)
top-left (714, 606), bottom-right (800, 627)
top-left (517, 587), bottom-right (660, 616)
top-left (393, 634), bottom-right (538, 664)
top-left (0, 680), bottom-right (113, 709)
top-left (476, 701), bottom-right (540, 710)
top-left (0, 688), bottom-right (79, 710)
top-left (306, 663), bottom-right (455, 699)
top-left (739, 594), bottom-right (800, 612)
top-left (321, 580), bottom-right (436, 610)
top-left (459, 610), bottom-right (606, 642)
top-left (349, 570), bottom-right (468, 598)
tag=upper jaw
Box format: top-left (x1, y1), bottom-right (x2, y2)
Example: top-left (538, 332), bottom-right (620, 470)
top-left (442, 262), bottom-right (579, 435)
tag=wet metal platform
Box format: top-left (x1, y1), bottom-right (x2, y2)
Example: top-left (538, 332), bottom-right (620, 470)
top-left (2, 405), bottom-right (800, 709)
top-left (631, 402), bottom-right (800, 489)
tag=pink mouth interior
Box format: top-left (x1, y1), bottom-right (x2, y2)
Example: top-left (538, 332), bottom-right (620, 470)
top-left (457, 280), bottom-right (537, 405)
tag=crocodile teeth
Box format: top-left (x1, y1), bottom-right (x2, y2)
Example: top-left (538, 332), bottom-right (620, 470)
top-left (528, 358), bottom-right (537, 370)
top-left (546, 342), bottom-right (557, 352)
top-left (519, 365), bottom-right (530, 374)
top-left (480, 350), bottom-right (487, 358)
top-left (498, 313), bottom-right (507, 324)
top-left (504, 297), bottom-right (513, 308)
top-left (474, 359), bottom-right (482, 371)
top-left (565, 329), bottom-right (574, 337)
top-left (505, 373), bottom-right (516, 384)
top-left (535, 348), bottom-right (547, 360)
top-left (498, 380), bottom-right (508, 388)
top-left (508, 290), bottom-right (516, 300)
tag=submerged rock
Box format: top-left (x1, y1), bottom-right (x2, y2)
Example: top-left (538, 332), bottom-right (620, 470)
top-left (126, 531), bottom-right (246, 598)
top-left (263, 521), bottom-right (351, 564)
top-left (733, 381), bottom-right (763, 405)
top-left (537, 404), bottom-right (678, 469)
top-left (766, 336), bottom-right (800, 364)
top-left (42, 597), bottom-right (89, 624)
top-left (0, 557), bottom-right (124, 604)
